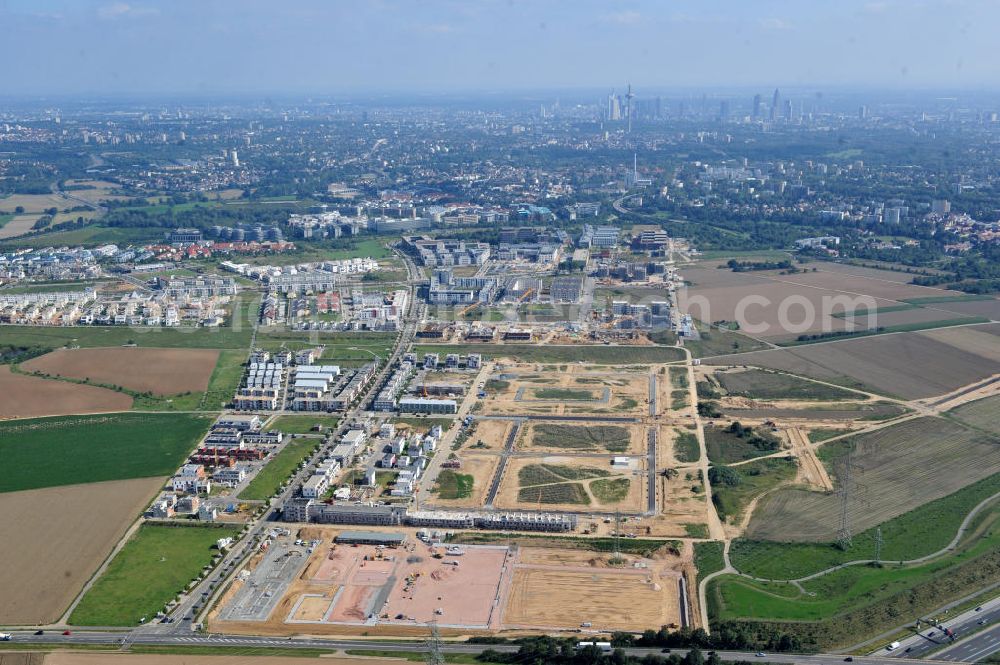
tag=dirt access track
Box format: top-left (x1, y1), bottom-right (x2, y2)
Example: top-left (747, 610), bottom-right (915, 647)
top-left (0, 365), bottom-right (133, 418)
top-left (0, 477), bottom-right (164, 625)
top-left (23, 347), bottom-right (220, 395)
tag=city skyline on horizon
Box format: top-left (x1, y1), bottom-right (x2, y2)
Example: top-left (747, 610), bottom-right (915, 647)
top-left (3, 0), bottom-right (1000, 95)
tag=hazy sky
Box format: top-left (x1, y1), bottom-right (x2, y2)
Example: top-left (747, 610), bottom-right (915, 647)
top-left (2, 0), bottom-right (999, 95)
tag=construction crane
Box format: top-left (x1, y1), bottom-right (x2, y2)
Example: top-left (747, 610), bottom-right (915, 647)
top-left (518, 288), bottom-right (534, 302)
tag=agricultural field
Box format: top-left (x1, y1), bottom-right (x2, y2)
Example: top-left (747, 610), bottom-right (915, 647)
top-left (746, 417), bottom-right (1000, 541)
top-left (0, 477), bottom-right (164, 625)
top-left (680, 262), bottom-right (988, 344)
top-left (0, 413), bottom-right (213, 493)
top-left (22, 347), bottom-right (220, 395)
top-left (413, 343), bottom-right (684, 364)
top-left (523, 422), bottom-right (640, 454)
top-left (497, 459), bottom-right (643, 512)
top-left (0, 365), bottom-right (133, 417)
top-left (707, 324), bottom-right (1000, 399)
top-left (71, 524), bottom-right (240, 626)
top-left (714, 368), bottom-right (859, 401)
top-left (239, 440), bottom-right (318, 500)
top-left (951, 394), bottom-right (1000, 436)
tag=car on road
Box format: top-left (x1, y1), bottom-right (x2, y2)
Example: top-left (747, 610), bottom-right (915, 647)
top-left (755, 653), bottom-right (766, 657)
top-left (979, 619), bottom-right (986, 625)
top-left (61, 631), bottom-right (71, 636)
top-left (976, 606), bottom-right (983, 612)
top-left (843, 658), bottom-right (853, 662)
top-left (34, 630), bottom-right (44, 635)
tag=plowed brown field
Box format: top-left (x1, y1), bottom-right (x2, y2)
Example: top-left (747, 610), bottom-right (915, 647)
top-left (23, 347), bottom-right (219, 395)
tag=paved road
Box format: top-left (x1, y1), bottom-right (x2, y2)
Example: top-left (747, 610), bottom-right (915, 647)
top-left (0, 630), bottom-right (964, 665)
top-left (882, 595), bottom-right (1000, 660)
top-left (937, 621), bottom-right (1000, 662)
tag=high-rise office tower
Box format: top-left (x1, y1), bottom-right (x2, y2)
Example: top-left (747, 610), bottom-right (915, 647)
top-left (752, 93), bottom-right (762, 120)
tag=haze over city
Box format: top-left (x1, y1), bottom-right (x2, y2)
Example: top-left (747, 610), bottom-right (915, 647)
top-left (2, 0), bottom-right (1000, 95)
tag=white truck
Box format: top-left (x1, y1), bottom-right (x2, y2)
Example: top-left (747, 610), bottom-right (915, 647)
top-left (887, 641), bottom-right (901, 651)
top-left (0, 633), bottom-right (12, 641)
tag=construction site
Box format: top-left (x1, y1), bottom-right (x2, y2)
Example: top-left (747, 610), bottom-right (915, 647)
top-left (208, 526), bottom-right (687, 636)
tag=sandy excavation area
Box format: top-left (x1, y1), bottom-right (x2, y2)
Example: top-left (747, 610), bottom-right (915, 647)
top-left (503, 546), bottom-right (682, 631)
top-left (0, 365), bottom-right (133, 418)
top-left (23, 347), bottom-right (220, 395)
top-left (0, 477), bottom-right (163, 625)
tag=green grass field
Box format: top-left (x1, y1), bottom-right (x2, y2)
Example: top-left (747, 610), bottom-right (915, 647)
top-left (683, 324), bottom-right (771, 358)
top-left (704, 425), bottom-right (782, 465)
top-left (716, 369), bottom-right (858, 401)
top-left (70, 524), bottom-right (239, 626)
top-left (270, 415), bottom-right (340, 435)
top-left (694, 540), bottom-right (727, 586)
top-left (532, 387), bottom-right (596, 400)
top-left (239, 439), bottom-right (317, 500)
top-left (0, 413), bottom-right (213, 493)
top-left (591, 477), bottom-right (630, 502)
top-left (412, 344), bottom-right (683, 364)
top-left (674, 429), bottom-right (701, 463)
top-left (532, 423), bottom-right (630, 452)
top-left (900, 294), bottom-right (996, 304)
top-left (711, 457), bottom-right (798, 523)
top-left (433, 469), bottom-right (474, 499)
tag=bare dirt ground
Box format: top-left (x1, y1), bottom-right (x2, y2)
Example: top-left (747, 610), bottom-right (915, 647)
top-left (503, 546), bottom-right (681, 631)
top-left (23, 347), bottom-right (220, 395)
top-left (463, 419), bottom-right (511, 451)
top-left (786, 427), bottom-right (833, 491)
top-left (480, 363), bottom-right (649, 417)
top-left (0, 477), bottom-right (164, 625)
top-left (0, 365), bottom-right (133, 418)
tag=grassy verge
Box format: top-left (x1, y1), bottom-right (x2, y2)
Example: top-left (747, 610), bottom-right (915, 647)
top-left (0, 413), bottom-right (213, 493)
top-left (239, 439), bottom-right (317, 500)
top-left (70, 524), bottom-right (239, 626)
